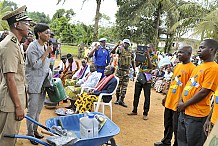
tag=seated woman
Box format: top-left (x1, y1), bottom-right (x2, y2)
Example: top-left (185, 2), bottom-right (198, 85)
top-left (60, 54), bottom-right (79, 85)
top-left (74, 65), bottom-right (117, 113)
top-left (65, 59), bottom-right (90, 86)
top-left (162, 67), bottom-right (173, 95)
top-left (152, 66), bottom-right (165, 87)
top-left (65, 64), bottom-right (101, 109)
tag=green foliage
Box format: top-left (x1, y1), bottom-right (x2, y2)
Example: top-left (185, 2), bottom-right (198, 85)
top-left (28, 12), bottom-right (50, 23)
top-left (0, 1), bottom-right (12, 30)
top-left (2, 0), bottom-right (17, 10)
top-left (50, 16), bottom-right (74, 43)
top-left (52, 8), bottom-right (75, 20)
top-left (192, 10), bottom-right (218, 40)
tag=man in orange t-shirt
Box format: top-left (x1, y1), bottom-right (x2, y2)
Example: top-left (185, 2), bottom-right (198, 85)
top-left (203, 84), bottom-right (218, 136)
top-left (154, 46), bottom-right (195, 146)
top-left (177, 39), bottom-right (218, 146)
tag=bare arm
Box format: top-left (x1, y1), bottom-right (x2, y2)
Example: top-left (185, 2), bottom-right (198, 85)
top-left (177, 88), bottom-right (211, 112)
top-left (5, 72), bottom-right (24, 121)
top-left (184, 88), bottom-right (211, 107)
top-left (146, 52), bottom-right (153, 69)
top-left (110, 41), bottom-right (120, 54)
top-left (88, 45), bottom-right (98, 57)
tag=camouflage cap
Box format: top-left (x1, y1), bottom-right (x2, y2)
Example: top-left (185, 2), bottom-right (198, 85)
top-left (2, 5), bottom-right (32, 26)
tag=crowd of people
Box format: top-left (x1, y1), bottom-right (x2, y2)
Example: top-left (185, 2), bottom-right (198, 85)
top-left (1, 5), bottom-right (218, 146)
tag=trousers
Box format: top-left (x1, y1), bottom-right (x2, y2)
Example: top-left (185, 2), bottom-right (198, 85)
top-left (177, 113), bottom-right (207, 146)
top-left (0, 112), bottom-right (21, 146)
top-left (132, 82), bottom-right (151, 116)
top-left (26, 92), bottom-right (45, 136)
top-left (116, 68), bottom-right (129, 99)
top-left (161, 108), bottom-right (179, 146)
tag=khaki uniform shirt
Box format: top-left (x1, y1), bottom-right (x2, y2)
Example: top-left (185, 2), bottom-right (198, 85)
top-left (0, 32), bottom-right (26, 112)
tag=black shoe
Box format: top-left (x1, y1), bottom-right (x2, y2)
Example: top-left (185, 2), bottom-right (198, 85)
top-left (30, 139), bottom-right (38, 145)
top-left (63, 99), bottom-right (68, 103)
top-left (34, 131), bottom-right (44, 139)
top-left (118, 100), bottom-right (127, 107)
top-left (154, 142), bottom-right (171, 146)
top-left (65, 105), bottom-right (73, 109)
top-left (114, 100), bottom-right (119, 104)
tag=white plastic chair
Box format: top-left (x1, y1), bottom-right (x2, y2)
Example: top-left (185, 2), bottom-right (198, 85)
top-left (93, 76), bottom-right (119, 120)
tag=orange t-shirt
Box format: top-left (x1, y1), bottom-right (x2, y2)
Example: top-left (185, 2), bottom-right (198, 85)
top-left (165, 62), bottom-right (195, 111)
top-left (211, 90), bottom-right (218, 124)
top-left (182, 62), bottom-right (218, 117)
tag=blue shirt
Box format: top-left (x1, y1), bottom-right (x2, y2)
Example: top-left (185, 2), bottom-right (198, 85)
top-left (94, 46), bottom-right (110, 66)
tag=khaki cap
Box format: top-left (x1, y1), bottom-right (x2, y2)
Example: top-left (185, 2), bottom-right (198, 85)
top-left (2, 5), bottom-right (32, 26)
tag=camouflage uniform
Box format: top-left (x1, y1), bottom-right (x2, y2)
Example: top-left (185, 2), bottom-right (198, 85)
top-left (115, 46), bottom-right (134, 106)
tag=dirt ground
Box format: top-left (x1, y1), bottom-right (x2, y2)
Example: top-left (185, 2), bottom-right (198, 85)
top-left (15, 59), bottom-right (166, 146)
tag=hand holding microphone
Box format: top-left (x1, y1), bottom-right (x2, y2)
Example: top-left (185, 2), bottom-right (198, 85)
top-left (47, 40), bottom-right (53, 53)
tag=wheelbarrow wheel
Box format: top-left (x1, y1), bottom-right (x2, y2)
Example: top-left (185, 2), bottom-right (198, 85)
top-left (104, 138), bottom-right (116, 146)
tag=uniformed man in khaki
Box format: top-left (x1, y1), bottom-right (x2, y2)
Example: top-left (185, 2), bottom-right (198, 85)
top-left (111, 39), bottom-right (135, 107)
top-left (0, 5), bottom-right (32, 146)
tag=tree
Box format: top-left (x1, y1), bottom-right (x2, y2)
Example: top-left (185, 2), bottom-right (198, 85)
top-left (52, 8), bottom-right (75, 20)
top-left (0, 1), bottom-right (12, 30)
top-left (28, 12), bottom-right (50, 23)
top-left (57, 0), bottom-right (105, 41)
top-left (192, 10), bottom-right (218, 40)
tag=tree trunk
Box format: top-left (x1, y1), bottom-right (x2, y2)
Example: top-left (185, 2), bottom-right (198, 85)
top-left (164, 33), bottom-right (174, 53)
top-left (93, 0), bottom-right (102, 41)
top-left (153, 1), bottom-right (162, 48)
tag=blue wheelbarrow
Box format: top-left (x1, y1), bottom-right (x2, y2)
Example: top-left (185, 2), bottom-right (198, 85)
top-left (4, 112), bottom-right (120, 146)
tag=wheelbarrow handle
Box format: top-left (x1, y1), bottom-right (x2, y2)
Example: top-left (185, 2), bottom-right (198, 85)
top-left (4, 134), bottom-right (50, 146)
top-left (24, 116), bottom-right (61, 136)
top-left (4, 134), bottom-right (15, 138)
top-left (24, 116), bottom-right (49, 131)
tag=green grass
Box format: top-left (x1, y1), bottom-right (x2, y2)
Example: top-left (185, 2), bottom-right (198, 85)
top-left (61, 45), bottom-right (78, 56)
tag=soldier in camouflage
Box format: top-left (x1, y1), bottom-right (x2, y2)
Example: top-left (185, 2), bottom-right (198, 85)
top-left (111, 39), bottom-right (135, 107)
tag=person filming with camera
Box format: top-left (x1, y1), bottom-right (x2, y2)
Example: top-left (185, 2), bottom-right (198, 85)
top-left (128, 43), bottom-right (158, 120)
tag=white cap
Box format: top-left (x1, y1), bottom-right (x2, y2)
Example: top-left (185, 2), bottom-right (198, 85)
top-left (123, 39), bottom-right (131, 45)
top-left (99, 38), bottom-right (107, 42)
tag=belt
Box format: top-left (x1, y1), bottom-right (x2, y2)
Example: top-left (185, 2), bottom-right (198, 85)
top-left (96, 65), bottom-right (106, 69)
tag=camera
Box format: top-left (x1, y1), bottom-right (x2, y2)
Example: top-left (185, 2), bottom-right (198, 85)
top-left (137, 45), bottom-right (147, 53)
top-left (135, 45), bottom-right (147, 62)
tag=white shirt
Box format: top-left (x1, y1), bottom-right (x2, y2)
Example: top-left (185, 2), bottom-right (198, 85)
top-left (78, 71), bottom-right (102, 88)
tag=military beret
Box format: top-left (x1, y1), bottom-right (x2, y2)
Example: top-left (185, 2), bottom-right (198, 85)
top-left (2, 5), bottom-right (32, 26)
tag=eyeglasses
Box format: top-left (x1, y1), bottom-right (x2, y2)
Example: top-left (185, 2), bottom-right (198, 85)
top-left (20, 21), bottom-right (30, 26)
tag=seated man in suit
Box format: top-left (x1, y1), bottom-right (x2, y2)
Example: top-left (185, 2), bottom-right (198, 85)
top-left (75, 65), bottom-right (117, 113)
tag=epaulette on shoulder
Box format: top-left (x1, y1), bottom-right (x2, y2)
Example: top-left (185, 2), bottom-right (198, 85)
top-left (11, 36), bottom-right (17, 44)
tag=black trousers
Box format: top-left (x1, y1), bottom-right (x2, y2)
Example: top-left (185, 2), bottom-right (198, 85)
top-left (177, 113), bottom-right (207, 146)
top-left (161, 108), bottom-right (179, 146)
top-left (132, 82), bottom-right (151, 116)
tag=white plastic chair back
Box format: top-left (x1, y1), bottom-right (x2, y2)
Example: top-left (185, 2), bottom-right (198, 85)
top-left (93, 76), bottom-right (119, 120)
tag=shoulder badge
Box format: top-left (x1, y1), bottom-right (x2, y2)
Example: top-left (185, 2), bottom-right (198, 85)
top-left (11, 36), bottom-right (17, 43)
